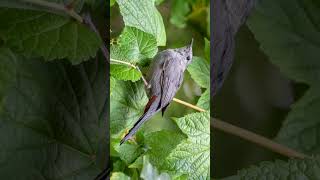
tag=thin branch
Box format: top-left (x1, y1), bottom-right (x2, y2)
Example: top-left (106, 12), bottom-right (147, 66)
top-left (110, 58), bottom-right (148, 86)
top-left (211, 118), bottom-right (308, 159)
top-left (22, 0), bottom-right (83, 22)
top-left (110, 58), bottom-right (137, 68)
top-left (172, 98), bottom-right (205, 112)
top-left (82, 13), bottom-right (109, 62)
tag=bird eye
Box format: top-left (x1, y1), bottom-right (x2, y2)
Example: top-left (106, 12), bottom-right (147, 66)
top-left (186, 56), bottom-right (190, 61)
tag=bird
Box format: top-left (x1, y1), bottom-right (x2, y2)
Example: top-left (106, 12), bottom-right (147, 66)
top-left (120, 39), bottom-right (194, 145)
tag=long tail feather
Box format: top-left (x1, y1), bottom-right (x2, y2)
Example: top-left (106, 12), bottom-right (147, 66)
top-left (120, 96), bottom-right (160, 145)
top-left (120, 112), bottom-right (149, 145)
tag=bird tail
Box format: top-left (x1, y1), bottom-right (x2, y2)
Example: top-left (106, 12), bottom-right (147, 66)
top-left (120, 96), bottom-right (159, 145)
top-left (120, 111), bottom-right (152, 145)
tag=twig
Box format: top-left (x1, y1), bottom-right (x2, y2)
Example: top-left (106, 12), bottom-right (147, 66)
top-left (211, 118), bottom-right (308, 159)
top-left (110, 58), bottom-right (148, 86)
top-left (82, 13), bottom-right (110, 62)
top-left (21, 0), bottom-right (83, 22)
top-left (172, 98), bottom-right (205, 112)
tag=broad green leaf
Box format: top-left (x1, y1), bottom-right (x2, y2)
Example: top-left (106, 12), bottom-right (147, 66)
top-left (197, 89), bottom-right (209, 110)
top-left (247, 0), bottom-right (320, 85)
top-left (113, 160), bottom-right (126, 172)
top-left (0, 48), bottom-right (16, 109)
top-left (114, 143), bottom-right (144, 165)
top-left (110, 172), bottom-right (131, 180)
top-left (111, 26), bottom-right (158, 64)
top-left (170, 0), bottom-right (191, 28)
top-left (247, 0), bottom-right (320, 154)
top-left (0, 0), bottom-right (84, 13)
top-left (223, 156), bottom-right (320, 179)
top-left (110, 80), bottom-right (148, 136)
top-left (166, 112), bottom-right (210, 180)
top-left (144, 130), bottom-right (186, 169)
top-left (0, 51), bottom-right (108, 179)
top-left (276, 87), bottom-right (320, 154)
top-left (187, 56), bottom-right (210, 88)
top-left (129, 156), bottom-right (143, 169)
top-left (141, 156), bottom-right (171, 180)
top-left (110, 64), bottom-right (142, 82)
top-left (116, 0), bottom-right (166, 46)
top-left (0, 8), bottom-right (101, 64)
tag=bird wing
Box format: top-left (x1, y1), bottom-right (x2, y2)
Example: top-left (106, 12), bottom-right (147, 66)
top-left (159, 57), bottom-right (184, 110)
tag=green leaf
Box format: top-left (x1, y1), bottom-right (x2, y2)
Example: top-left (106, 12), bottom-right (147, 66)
top-left (187, 56), bottom-right (210, 88)
top-left (166, 112), bottom-right (210, 180)
top-left (111, 26), bottom-right (158, 64)
top-left (110, 64), bottom-right (142, 82)
top-left (223, 156), bottom-right (320, 179)
top-left (110, 172), bottom-right (131, 180)
top-left (247, 0), bottom-right (320, 154)
top-left (0, 8), bottom-right (101, 64)
top-left (0, 0), bottom-right (84, 13)
top-left (145, 130), bottom-right (186, 169)
top-left (113, 160), bottom-right (127, 172)
top-left (0, 50), bottom-right (108, 179)
top-left (114, 143), bottom-right (144, 165)
top-left (170, 0), bottom-right (191, 28)
top-left (276, 87), bottom-right (320, 154)
top-left (116, 0), bottom-right (166, 46)
top-left (197, 89), bottom-right (209, 110)
top-left (129, 156), bottom-right (143, 169)
top-left (247, 0), bottom-right (320, 85)
top-left (110, 80), bottom-right (148, 136)
top-left (0, 48), bottom-right (16, 109)
top-left (141, 156), bottom-right (171, 180)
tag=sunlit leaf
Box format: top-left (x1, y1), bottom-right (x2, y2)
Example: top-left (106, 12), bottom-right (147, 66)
top-left (116, 0), bottom-right (166, 46)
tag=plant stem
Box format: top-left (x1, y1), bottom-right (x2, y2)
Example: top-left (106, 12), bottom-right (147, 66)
top-left (22, 0), bottom-right (83, 22)
top-left (110, 58), bottom-right (148, 86)
top-left (211, 118), bottom-right (308, 159)
top-left (82, 13), bottom-right (109, 62)
top-left (172, 98), bottom-right (205, 112)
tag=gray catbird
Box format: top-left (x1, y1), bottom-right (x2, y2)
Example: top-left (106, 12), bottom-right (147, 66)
top-left (120, 39), bottom-right (194, 145)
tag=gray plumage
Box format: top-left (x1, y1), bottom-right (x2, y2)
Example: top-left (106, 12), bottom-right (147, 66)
top-left (212, 0), bottom-right (255, 96)
top-left (120, 40), bottom-right (193, 145)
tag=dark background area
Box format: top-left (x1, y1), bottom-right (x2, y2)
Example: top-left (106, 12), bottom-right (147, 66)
top-left (212, 25), bottom-right (308, 177)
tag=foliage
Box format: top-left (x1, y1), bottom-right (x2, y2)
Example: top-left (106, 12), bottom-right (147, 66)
top-left (116, 0), bottom-right (166, 46)
top-left (110, 0), bottom-right (210, 178)
top-left (217, 0), bottom-right (320, 178)
top-left (0, 8), bottom-right (101, 64)
top-left (0, 1), bottom-right (107, 179)
top-left (170, 0), bottom-right (210, 36)
top-left (248, 0), bottom-right (320, 155)
top-left (222, 156), bottom-right (320, 179)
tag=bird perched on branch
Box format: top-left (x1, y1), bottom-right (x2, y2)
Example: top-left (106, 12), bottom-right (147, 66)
top-left (120, 39), bottom-right (194, 145)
